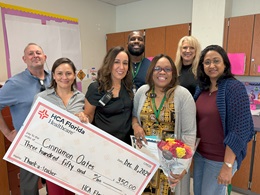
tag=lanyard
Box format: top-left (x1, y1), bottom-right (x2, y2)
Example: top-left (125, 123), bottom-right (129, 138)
top-left (227, 184), bottom-right (232, 195)
top-left (151, 88), bottom-right (166, 122)
top-left (132, 59), bottom-right (143, 79)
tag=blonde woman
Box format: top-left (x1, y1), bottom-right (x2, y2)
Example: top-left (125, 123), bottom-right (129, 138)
top-left (175, 36), bottom-right (201, 96)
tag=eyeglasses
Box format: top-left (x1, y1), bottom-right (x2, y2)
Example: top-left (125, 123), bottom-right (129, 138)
top-left (203, 59), bottom-right (222, 66)
top-left (154, 66), bottom-right (172, 73)
top-left (39, 79), bottom-right (46, 92)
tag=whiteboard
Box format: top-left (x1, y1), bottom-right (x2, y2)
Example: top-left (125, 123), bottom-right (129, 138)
top-left (2, 9), bottom-right (82, 78)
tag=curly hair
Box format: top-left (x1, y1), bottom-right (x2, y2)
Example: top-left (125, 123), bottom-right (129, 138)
top-left (145, 54), bottom-right (178, 99)
top-left (197, 45), bottom-right (235, 91)
top-left (96, 46), bottom-right (133, 99)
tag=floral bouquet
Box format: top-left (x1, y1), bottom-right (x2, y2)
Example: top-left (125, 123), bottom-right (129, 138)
top-left (157, 138), bottom-right (194, 192)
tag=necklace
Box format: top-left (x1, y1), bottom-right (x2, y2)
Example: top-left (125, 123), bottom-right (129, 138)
top-left (209, 84), bottom-right (218, 96)
top-left (209, 89), bottom-right (218, 96)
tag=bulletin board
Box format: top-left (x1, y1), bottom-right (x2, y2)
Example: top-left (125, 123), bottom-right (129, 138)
top-left (0, 3), bottom-right (84, 90)
top-left (243, 82), bottom-right (260, 110)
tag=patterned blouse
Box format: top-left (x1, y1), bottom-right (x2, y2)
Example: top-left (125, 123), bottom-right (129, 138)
top-left (140, 91), bottom-right (176, 195)
top-left (140, 91), bottom-right (175, 139)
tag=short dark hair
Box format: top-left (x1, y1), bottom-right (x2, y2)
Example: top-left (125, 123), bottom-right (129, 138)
top-left (127, 30), bottom-right (144, 42)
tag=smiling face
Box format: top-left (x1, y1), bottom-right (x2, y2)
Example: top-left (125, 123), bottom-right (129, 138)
top-left (152, 57), bottom-right (173, 89)
top-left (127, 31), bottom-right (145, 56)
top-left (181, 40), bottom-right (195, 65)
top-left (53, 63), bottom-right (76, 90)
top-left (23, 44), bottom-right (47, 71)
top-left (203, 50), bottom-right (225, 82)
top-left (111, 51), bottom-right (129, 82)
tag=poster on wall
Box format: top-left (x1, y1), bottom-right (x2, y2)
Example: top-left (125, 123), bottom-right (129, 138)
top-left (243, 82), bottom-right (260, 114)
top-left (0, 3), bottom-right (86, 89)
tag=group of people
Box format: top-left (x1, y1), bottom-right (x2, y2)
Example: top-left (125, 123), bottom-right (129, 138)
top-left (0, 31), bottom-right (254, 195)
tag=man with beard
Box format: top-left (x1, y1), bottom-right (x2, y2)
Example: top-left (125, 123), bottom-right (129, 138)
top-left (127, 31), bottom-right (151, 93)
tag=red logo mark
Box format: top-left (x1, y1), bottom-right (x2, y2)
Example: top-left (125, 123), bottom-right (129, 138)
top-left (38, 109), bottom-right (49, 119)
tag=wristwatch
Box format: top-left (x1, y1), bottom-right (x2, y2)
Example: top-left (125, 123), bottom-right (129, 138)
top-left (224, 162), bottom-right (233, 168)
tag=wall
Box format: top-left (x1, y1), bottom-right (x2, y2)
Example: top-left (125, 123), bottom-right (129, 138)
top-left (192, 0), bottom-right (226, 49)
top-left (0, 0), bottom-right (116, 93)
top-left (1, 0), bottom-right (260, 91)
top-left (115, 0), bottom-right (193, 32)
top-left (116, 0), bottom-right (260, 82)
top-left (116, 0), bottom-right (260, 32)
top-left (231, 0), bottom-right (260, 17)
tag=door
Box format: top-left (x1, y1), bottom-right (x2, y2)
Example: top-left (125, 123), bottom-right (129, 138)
top-left (165, 23), bottom-right (191, 61)
top-left (226, 15), bottom-right (254, 75)
top-left (145, 26), bottom-right (166, 58)
top-left (250, 14), bottom-right (260, 76)
top-left (106, 32), bottom-right (125, 51)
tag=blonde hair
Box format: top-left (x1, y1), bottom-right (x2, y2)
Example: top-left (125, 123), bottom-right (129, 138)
top-left (175, 36), bottom-right (201, 77)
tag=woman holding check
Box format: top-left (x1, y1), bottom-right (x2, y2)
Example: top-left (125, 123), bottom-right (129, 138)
top-left (34, 57), bottom-right (85, 195)
top-left (80, 46), bottom-right (134, 144)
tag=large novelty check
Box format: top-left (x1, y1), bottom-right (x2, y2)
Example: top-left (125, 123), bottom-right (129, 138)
top-left (4, 97), bottom-right (159, 195)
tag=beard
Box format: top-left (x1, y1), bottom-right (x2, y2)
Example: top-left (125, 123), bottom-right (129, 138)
top-left (128, 44), bottom-right (145, 56)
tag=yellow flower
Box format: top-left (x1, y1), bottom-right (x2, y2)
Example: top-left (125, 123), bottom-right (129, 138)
top-left (176, 147), bottom-right (186, 158)
top-left (165, 138), bottom-right (175, 143)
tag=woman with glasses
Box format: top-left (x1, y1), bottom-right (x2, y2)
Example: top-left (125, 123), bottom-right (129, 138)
top-left (193, 45), bottom-right (254, 195)
top-left (132, 54), bottom-right (196, 195)
top-left (175, 36), bottom-right (201, 96)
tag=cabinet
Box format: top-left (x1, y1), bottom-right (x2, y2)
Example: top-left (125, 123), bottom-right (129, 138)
top-left (145, 26), bottom-right (166, 57)
top-left (0, 106), bottom-right (21, 195)
top-left (232, 137), bottom-right (253, 190)
top-left (0, 83), bottom-right (20, 195)
top-left (250, 14), bottom-right (260, 76)
top-left (224, 15), bottom-right (254, 76)
top-left (165, 23), bottom-right (191, 60)
top-left (0, 84), bottom-right (44, 195)
top-left (251, 132), bottom-right (260, 193)
top-left (224, 14), bottom-right (260, 76)
top-left (106, 30), bottom-right (143, 51)
top-left (106, 23), bottom-right (190, 61)
top-left (232, 118), bottom-right (260, 194)
top-left (0, 133), bottom-right (9, 195)
top-left (106, 32), bottom-right (125, 51)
